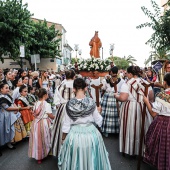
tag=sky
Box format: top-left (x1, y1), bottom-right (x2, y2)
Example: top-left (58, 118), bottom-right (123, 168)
top-left (22, 0), bottom-right (162, 67)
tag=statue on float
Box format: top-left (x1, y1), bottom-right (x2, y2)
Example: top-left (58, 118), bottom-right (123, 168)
top-left (89, 31), bottom-right (102, 58)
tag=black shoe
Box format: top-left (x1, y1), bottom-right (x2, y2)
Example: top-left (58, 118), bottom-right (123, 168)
top-left (0, 152), bottom-right (2, 157)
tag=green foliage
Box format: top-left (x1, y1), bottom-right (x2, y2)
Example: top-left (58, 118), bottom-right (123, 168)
top-left (0, 0), bottom-right (32, 63)
top-left (145, 48), bottom-right (170, 65)
top-left (0, 0), bottom-right (62, 68)
top-left (137, 0), bottom-right (170, 51)
top-left (24, 20), bottom-right (62, 67)
top-left (125, 55), bottom-right (137, 65)
top-left (71, 57), bottom-right (80, 64)
top-left (111, 56), bottom-right (129, 70)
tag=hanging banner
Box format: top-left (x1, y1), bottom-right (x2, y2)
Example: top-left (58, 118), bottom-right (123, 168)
top-left (20, 45), bottom-right (25, 58)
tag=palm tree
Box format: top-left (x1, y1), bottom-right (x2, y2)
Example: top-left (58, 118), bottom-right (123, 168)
top-left (144, 48), bottom-right (170, 65)
top-left (124, 55), bottom-right (137, 65)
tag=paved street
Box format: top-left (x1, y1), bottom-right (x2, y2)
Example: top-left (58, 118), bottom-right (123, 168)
top-left (0, 134), bottom-right (156, 170)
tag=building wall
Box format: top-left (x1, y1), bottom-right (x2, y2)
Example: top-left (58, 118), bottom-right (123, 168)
top-left (0, 58), bottom-right (30, 70)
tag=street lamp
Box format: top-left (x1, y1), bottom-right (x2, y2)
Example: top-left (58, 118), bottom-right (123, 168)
top-left (78, 50), bottom-right (82, 58)
top-left (74, 44), bottom-right (79, 59)
top-left (110, 44), bottom-right (114, 51)
top-left (109, 43), bottom-right (114, 67)
top-left (74, 44), bottom-right (79, 70)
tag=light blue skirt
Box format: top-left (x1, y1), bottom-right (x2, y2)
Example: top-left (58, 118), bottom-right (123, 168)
top-left (58, 123), bottom-right (112, 170)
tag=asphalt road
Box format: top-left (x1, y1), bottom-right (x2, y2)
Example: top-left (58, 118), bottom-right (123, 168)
top-left (0, 134), bottom-right (156, 170)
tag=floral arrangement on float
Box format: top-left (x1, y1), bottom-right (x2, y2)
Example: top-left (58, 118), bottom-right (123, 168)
top-left (73, 57), bottom-right (114, 77)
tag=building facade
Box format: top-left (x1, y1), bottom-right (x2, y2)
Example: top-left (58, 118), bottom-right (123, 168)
top-left (0, 18), bottom-right (73, 72)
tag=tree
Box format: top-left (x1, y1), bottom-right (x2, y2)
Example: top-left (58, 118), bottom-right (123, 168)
top-left (137, 0), bottom-right (170, 51)
top-left (145, 48), bottom-right (170, 65)
top-left (24, 20), bottom-right (62, 69)
top-left (0, 0), bottom-right (32, 63)
top-left (0, 0), bottom-right (62, 69)
top-left (71, 57), bottom-right (80, 65)
top-left (108, 56), bottom-right (129, 70)
top-left (124, 55), bottom-right (137, 65)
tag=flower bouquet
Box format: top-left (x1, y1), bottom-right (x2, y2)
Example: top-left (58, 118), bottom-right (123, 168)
top-left (74, 57), bottom-right (112, 77)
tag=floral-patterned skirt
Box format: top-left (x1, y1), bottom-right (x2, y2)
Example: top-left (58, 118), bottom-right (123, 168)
top-left (12, 117), bottom-right (27, 142)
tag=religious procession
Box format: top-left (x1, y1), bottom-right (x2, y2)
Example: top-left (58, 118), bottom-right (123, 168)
top-left (1, 0), bottom-right (170, 170)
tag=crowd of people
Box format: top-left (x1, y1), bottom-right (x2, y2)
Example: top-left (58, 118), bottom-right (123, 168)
top-left (0, 61), bottom-right (170, 170)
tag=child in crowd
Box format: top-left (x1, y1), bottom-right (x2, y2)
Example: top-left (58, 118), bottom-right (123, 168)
top-left (28, 88), bottom-right (55, 164)
top-left (58, 78), bottom-right (111, 170)
top-left (12, 78), bottom-right (23, 104)
top-left (0, 83), bottom-right (28, 155)
top-left (17, 85), bottom-right (34, 136)
top-left (143, 73), bottom-right (170, 170)
top-left (27, 86), bottom-right (37, 106)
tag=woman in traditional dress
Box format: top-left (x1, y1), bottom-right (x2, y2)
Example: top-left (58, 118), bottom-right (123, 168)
top-left (12, 78), bottom-right (23, 104)
top-left (2, 70), bottom-right (14, 93)
top-left (17, 85), bottom-right (34, 136)
top-left (58, 78), bottom-right (111, 170)
top-left (114, 66), bottom-right (153, 156)
top-left (0, 83), bottom-right (27, 155)
top-left (27, 86), bottom-right (37, 106)
top-left (143, 73), bottom-right (170, 170)
top-left (28, 88), bottom-right (54, 164)
top-left (51, 69), bottom-right (75, 156)
top-left (101, 66), bottom-right (125, 136)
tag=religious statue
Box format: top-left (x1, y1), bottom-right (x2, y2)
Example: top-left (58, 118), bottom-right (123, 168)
top-left (89, 31), bottom-right (102, 58)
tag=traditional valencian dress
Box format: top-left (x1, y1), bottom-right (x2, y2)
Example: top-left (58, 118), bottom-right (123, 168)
top-left (27, 93), bottom-right (37, 106)
top-left (17, 96), bottom-right (34, 135)
top-left (28, 101), bottom-right (53, 160)
top-left (58, 97), bottom-right (112, 170)
top-left (51, 80), bottom-right (75, 156)
top-left (144, 88), bottom-right (170, 170)
top-left (100, 77), bottom-right (124, 134)
top-left (0, 94), bottom-right (17, 146)
top-left (0, 94), bottom-right (27, 144)
top-left (119, 77), bottom-right (152, 156)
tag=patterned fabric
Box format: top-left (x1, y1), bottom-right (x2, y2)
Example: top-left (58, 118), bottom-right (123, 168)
top-left (58, 83), bottom-right (74, 101)
top-left (51, 104), bottom-right (65, 156)
top-left (144, 116), bottom-right (170, 170)
top-left (12, 117), bottom-right (27, 142)
top-left (119, 78), bottom-right (152, 156)
top-left (28, 101), bottom-right (52, 160)
top-left (66, 97), bottom-right (96, 121)
top-left (27, 94), bottom-right (37, 106)
top-left (157, 90), bottom-right (170, 103)
top-left (17, 100), bottom-right (33, 125)
top-left (58, 124), bottom-right (112, 170)
top-left (100, 92), bottom-right (120, 133)
top-left (51, 83), bottom-right (74, 156)
top-left (0, 94), bottom-right (26, 145)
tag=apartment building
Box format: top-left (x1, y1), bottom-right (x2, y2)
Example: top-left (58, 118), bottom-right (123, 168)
top-left (0, 18), bottom-right (73, 71)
